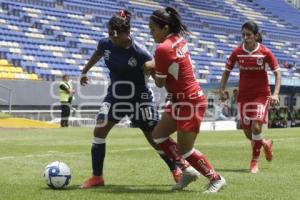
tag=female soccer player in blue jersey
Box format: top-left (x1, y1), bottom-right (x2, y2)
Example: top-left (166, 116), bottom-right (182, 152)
top-left (79, 10), bottom-right (182, 188)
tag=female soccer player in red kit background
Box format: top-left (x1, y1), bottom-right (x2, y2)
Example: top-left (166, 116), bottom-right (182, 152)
top-left (219, 21), bottom-right (281, 173)
top-left (145, 7), bottom-right (226, 193)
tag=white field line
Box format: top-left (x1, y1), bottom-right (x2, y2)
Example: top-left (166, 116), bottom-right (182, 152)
top-left (0, 137), bottom-right (298, 161)
top-left (0, 147), bottom-right (153, 160)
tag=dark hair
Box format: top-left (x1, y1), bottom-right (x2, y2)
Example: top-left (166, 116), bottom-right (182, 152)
top-left (242, 21), bottom-right (263, 42)
top-left (108, 10), bottom-right (131, 36)
top-left (150, 7), bottom-right (190, 35)
top-left (62, 74), bottom-right (69, 79)
top-left (256, 32), bottom-right (262, 43)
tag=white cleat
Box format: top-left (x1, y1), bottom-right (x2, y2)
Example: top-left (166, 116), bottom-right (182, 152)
top-left (171, 166), bottom-right (200, 190)
top-left (204, 176), bottom-right (226, 193)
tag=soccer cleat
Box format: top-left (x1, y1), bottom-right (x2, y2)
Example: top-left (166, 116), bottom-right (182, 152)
top-left (249, 160), bottom-right (259, 173)
top-left (263, 139), bottom-right (273, 162)
top-left (171, 166), bottom-right (200, 190)
top-left (80, 175), bottom-right (104, 189)
top-left (171, 168), bottom-right (182, 183)
top-left (204, 176), bottom-right (226, 193)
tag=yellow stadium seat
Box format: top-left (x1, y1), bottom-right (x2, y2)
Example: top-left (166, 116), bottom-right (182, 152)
top-left (7, 72), bottom-right (14, 79)
top-left (11, 67), bottom-right (17, 73)
top-left (30, 74), bottom-right (39, 80)
top-left (15, 67), bottom-right (23, 73)
top-left (0, 67), bottom-right (6, 72)
top-left (0, 59), bottom-right (9, 65)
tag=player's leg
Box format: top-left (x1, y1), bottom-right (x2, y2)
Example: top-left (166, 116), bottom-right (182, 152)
top-left (249, 120), bottom-right (263, 173)
top-left (142, 128), bottom-right (182, 183)
top-left (243, 129), bottom-right (252, 140)
top-left (173, 104), bottom-right (225, 192)
top-left (249, 96), bottom-right (272, 173)
top-left (135, 103), bottom-right (182, 183)
top-left (81, 101), bottom-right (119, 188)
top-left (80, 120), bottom-right (116, 189)
top-left (176, 131), bottom-right (225, 193)
top-left (152, 112), bottom-right (190, 170)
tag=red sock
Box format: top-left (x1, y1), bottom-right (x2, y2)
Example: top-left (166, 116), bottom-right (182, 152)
top-left (156, 137), bottom-right (190, 170)
top-left (184, 149), bottom-right (219, 180)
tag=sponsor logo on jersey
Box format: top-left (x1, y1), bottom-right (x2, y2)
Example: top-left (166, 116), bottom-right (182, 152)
top-left (104, 50), bottom-right (111, 60)
top-left (128, 57), bottom-right (137, 67)
top-left (176, 43), bottom-right (188, 58)
top-left (257, 57), bottom-right (263, 65)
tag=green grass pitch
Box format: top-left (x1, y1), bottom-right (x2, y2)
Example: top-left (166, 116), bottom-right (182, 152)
top-left (0, 127), bottom-right (299, 200)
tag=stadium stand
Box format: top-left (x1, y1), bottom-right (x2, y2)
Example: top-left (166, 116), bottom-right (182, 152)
top-left (0, 0), bottom-right (299, 83)
top-left (0, 0), bottom-right (300, 128)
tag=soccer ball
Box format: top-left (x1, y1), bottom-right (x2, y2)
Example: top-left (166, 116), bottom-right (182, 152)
top-left (43, 161), bottom-right (71, 189)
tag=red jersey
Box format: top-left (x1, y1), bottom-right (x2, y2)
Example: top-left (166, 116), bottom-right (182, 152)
top-left (226, 43), bottom-right (280, 100)
top-left (154, 34), bottom-right (202, 101)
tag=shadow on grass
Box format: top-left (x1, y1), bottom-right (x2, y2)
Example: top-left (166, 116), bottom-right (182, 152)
top-left (215, 168), bottom-right (249, 173)
top-left (93, 184), bottom-right (199, 194)
top-left (40, 184), bottom-right (198, 194)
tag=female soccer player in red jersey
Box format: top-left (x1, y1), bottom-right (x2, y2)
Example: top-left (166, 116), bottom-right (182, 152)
top-left (219, 21), bottom-right (281, 173)
top-left (145, 7), bottom-right (226, 193)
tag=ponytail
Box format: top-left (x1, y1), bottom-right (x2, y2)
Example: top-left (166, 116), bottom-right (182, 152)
top-left (150, 7), bottom-right (190, 36)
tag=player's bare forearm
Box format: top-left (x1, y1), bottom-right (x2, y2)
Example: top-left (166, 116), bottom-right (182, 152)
top-left (82, 51), bottom-right (101, 74)
top-left (154, 77), bottom-right (166, 88)
top-left (219, 70), bottom-right (230, 93)
top-left (219, 70), bottom-right (230, 101)
top-left (273, 70), bottom-right (281, 96)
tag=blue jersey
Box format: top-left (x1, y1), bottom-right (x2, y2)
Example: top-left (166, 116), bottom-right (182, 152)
top-left (96, 37), bottom-right (152, 87)
top-left (95, 37), bottom-right (158, 133)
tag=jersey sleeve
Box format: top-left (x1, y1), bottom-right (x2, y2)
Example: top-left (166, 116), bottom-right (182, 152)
top-left (154, 45), bottom-right (173, 78)
top-left (95, 38), bottom-right (106, 56)
top-left (139, 44), bottom-right (153, 64)
top-left (265, 49), bottom-right (280, 72)
top-left (225, 49), bottom-right (237, 72)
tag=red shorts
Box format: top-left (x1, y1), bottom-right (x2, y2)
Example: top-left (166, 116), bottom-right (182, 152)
top-left (238, 96), bottom-right (270, 129)
top-left (164, 97), bottom-right (206, 133)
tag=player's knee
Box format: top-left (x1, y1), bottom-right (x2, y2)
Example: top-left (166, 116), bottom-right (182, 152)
top-left (252, 123), bottom-right (262, 134)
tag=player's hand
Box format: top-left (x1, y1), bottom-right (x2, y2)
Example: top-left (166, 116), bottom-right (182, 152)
top-left (80, 74), bottom-right (88, 86)
top-left (219, 90), bottom-right (227, 102)
top-left (144, 60), bottom-right (155, 75)
top-left (268, 94), bottom-right (279, 107)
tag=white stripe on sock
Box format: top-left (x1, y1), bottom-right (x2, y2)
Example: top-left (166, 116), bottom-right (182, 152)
top-left (252, 133), bottom-right (263, 141)
top-left (153, 137), bottom-right (169, 144)
top-left (93, 137), bottom-right (106, 144)
top-left (182, 148), bottom-right (195, 159)
top-left (156, 150), bottom-right (165, 155)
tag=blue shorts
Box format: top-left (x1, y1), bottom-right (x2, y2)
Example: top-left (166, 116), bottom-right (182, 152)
top-left (96, 89), bottom-right (159, 133)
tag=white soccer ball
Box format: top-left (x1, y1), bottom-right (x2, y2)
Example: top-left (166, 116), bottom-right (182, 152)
top-left (43, 161), bottom-right (71, 189)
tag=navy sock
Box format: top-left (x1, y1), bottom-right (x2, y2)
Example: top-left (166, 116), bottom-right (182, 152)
top-left (159, 153), bottom-right (177, 171)
top-left (91, 143), bottom-right (106, 176)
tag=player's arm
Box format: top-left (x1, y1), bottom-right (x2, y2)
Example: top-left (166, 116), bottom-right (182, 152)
top-left (144, 59), bottom-right (168, 88)
top-left (266, 49), bottom-right (281, 106)
top-left (154, 75), bottom-right (166, 88)
top-left (80, 51), bottom-right (102, 86)
top-left (219, 52), bottom-right (236, 101)
top-left (269, 68), bottom-right (281, 106)
top-left (219, 70), bottom-right (230, 101)
top-left (153, 46), bottom-right (170, 88)
top-left (144, 59), bottom-right (156, 80)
